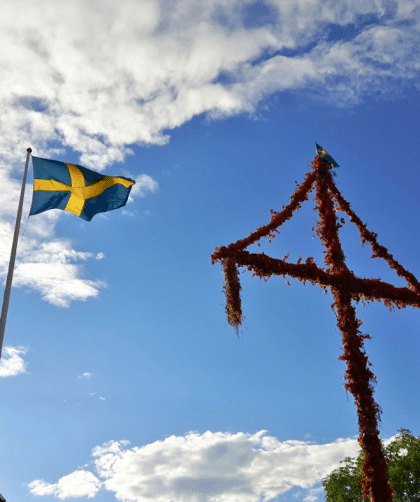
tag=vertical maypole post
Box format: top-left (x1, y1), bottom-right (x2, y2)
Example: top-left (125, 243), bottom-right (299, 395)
top-left (0, 148), bottom-right (32, 359)
top-left (314, 160), bottom-right (394, 502)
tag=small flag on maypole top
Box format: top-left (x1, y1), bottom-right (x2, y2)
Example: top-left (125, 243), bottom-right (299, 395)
top-left (30, 157), bottom-right (136, 221)
top-left (315, 142), bottom-right (339, 168)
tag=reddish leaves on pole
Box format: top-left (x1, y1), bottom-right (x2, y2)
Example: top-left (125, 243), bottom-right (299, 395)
top-left (211, 155), bottom-right (420, 501)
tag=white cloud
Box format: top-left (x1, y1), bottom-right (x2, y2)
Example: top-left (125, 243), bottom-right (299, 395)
top-left (130, 174), bottom-right (159, 199)
top-left (14, 261), bottom-right (106, 308)
top-left (30, 430), bottom-right (377, 501)
top-left (28, 470), bottom-right (102, 499)
top-left (78, 372), bottom-right (93, 379)
top-left (0, 214), bottom-right (108, 307)
top-left (99, 397), bottom-right (106, 401)
top-left (121, 208), bottom-right (138, 217)
top-left (0, 346), bottom-right (29, 377)
top-left (95, 253), bottom-right (105, 260)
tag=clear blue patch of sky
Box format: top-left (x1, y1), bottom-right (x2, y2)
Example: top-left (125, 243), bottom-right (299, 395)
top-left (240, 0), bottom-right (278, 29)
top-left (13, 96), bottom-right (49, 113)
top-left (212, 0), bottom-right (278, 30)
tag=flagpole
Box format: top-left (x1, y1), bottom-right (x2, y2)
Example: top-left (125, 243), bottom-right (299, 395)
top-left (0, 148), bottom-right (32, 360)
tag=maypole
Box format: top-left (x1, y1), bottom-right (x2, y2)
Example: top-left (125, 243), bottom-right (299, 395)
top-left (0, 148), bottom-right (32, 359)
top-left (211, 144), bottom-right (420, 501)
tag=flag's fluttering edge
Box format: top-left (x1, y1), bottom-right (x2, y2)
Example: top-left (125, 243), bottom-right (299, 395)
top-left (315, 142), bottom-right (339, 167)
top-left (30, 157), bottom-right (135, 221)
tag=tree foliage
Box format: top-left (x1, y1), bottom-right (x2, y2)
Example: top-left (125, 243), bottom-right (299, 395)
top-left (322, 429), bottom-right (420, 501)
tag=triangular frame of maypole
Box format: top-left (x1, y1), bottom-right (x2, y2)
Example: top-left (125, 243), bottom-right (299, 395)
top-left (211, 154), bottom-right (420, 502)
top-left (212, 157), bottom-right (420, 327)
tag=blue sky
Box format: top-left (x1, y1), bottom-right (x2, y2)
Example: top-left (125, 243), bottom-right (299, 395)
top-left (0, 1), bottom-right (419, 501)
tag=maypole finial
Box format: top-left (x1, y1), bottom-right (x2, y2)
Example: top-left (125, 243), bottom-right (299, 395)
top-left (315, 142), bottom-right (339, 168)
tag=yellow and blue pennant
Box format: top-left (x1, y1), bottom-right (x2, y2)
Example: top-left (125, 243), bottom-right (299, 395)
top-left (315, 142), bottom-right (339, 168)
top-left (30, 157), bottom-right (135, 221)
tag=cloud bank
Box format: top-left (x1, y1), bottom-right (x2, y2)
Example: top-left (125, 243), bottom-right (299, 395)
top-left (29, 429), bottom-right (400, 501)
top-left (1, 0), bottom-right (419, 167)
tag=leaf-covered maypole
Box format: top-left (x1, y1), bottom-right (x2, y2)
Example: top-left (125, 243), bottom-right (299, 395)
top-left (211, 143), bottom-right (420, 502)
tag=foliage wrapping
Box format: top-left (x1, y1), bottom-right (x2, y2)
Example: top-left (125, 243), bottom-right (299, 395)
top-left (211, 157), bottom-right (420, 502)
top-left (314, 163), bottom-right (394, 501)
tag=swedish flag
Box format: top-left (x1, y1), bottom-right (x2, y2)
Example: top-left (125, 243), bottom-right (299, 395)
top-left (30, 157), bottom-right (135, 221)
top-left (315, 142), bottom-right (339, 167)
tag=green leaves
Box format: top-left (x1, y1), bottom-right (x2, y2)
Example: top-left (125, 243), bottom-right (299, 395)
top-left (322, 429), bottom-right (420, 502)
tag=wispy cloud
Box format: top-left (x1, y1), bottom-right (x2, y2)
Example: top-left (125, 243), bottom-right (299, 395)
top-left (29, 429), bottom-right (400, 501)
top-left (12, 240), bottom-right (107, 308)
top-left (77, 372), bottom-right (93, 379)
top-left (0, 346), bottom-right (29, 377)
top-left (130, 174), bottom-right (159, 199)
top-left (28, 470), bottom-right (102, 499)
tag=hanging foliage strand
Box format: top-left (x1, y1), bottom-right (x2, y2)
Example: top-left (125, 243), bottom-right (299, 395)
top-left (222, 257), bottom-right (243, 334)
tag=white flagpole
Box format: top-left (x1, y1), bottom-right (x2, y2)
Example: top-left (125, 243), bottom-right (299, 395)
top-left (0, 148), bottom-right (32, 360)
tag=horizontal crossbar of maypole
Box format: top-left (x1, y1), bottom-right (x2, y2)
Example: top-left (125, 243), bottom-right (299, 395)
top-left (222, 250), bottom-right (420, 310)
